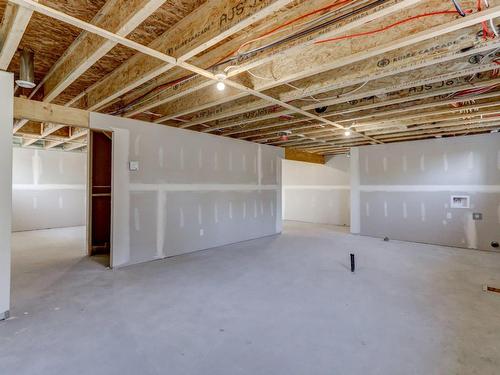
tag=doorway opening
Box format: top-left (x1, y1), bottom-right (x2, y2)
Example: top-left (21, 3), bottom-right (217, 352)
top-left (10, 126), bottom-right (90, 310)
top-left (88, 130), bottom-right (113, 267)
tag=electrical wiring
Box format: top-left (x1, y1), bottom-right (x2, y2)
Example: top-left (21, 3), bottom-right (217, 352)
top-left (314, 10), bottom-right (471, 45)
top-left (236, 0), bottom-right (354, 55)
top-left (451, 0), bottom-right (467, 17)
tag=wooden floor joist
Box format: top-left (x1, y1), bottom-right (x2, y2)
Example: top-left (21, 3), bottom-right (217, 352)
top-left (4, 0), bottom-right (500, 154)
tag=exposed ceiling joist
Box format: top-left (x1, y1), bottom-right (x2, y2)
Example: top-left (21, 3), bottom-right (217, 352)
top-left (0, 1), bottom-right (35, 70)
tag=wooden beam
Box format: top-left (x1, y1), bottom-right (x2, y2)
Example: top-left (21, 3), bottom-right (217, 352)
top-left (0, 2), bottom-right (36, 70)
top-left (74, 0), bottom-right (295, 111)
top-left (14, 97), bottom-right (89, 128)
top-left (126, 0), bottom-right (422, 118)
top-left (285, 148), bottom-right (325, 165)
top-left (34, 0), bottom-right (168, 103)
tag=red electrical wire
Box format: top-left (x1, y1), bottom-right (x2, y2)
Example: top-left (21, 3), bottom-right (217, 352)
top-left (314, 10), bottom-right (472, 45)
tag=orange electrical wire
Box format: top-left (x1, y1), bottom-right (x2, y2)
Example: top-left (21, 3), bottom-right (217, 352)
top-left (314, 10), bottom-right (472, 45)
top-left (219, 0), bottom-right (354, 62)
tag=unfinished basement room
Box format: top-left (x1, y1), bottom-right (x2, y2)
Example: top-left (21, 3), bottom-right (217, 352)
top-left (1, 0), bottom-right (500, 374)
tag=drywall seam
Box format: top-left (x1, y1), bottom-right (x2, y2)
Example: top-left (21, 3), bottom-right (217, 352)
top-left (360, 185), bottom-right (500, 192)
top-left (284, 185), bottom-right (350, 190)
top-left (129, 184), bottom-right (279, 192)
top-left (13, 184), bottom-right (86, 190)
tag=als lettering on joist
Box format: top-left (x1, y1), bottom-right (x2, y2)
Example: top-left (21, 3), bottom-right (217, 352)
top-left (83, 0), bottom-right (293, 111)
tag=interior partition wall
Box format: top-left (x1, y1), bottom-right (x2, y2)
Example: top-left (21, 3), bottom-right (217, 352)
top-left (90, 113), bottom-right (284, 268)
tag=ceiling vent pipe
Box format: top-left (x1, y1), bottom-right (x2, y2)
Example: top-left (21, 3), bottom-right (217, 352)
top-left (16, 50), bottom-right (35, 89)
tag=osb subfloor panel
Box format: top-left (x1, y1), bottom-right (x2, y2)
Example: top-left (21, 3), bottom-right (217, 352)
top-left (1, 222), bottom-right (500, 375)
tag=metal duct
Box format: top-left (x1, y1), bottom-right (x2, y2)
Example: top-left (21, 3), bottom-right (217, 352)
top-left (16, 50), bottom-right (35, 89)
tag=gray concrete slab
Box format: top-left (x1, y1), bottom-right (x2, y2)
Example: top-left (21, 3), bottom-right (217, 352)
top-left (1, 222), bottom-right (500, 375)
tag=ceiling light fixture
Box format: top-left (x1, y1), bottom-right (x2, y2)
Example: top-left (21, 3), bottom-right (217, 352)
top-left (344, 128), bottom-right (352, 137)
top-left (215, 73), bottom-right (227, 91)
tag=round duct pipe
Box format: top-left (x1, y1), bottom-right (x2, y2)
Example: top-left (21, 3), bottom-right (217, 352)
top-left (16, 50), bottom-right (35, 89)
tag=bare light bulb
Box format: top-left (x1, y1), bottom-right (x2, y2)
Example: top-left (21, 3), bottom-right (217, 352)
top-left (344, 129), bottom-right (351, 137)
top-left (216, 81), bottom-right (226, 91)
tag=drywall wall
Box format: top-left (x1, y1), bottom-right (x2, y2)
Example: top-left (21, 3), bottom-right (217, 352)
top-left (351, 133), bottom-right (500, 251)
top-left (12, 147), bottom-right (86, 232)
top-left (90, 113), bottom-right (284, 268)
top-left (0, 72), bottom-right (13, 319)
top-left (282, 156), bottom-right (350, 225)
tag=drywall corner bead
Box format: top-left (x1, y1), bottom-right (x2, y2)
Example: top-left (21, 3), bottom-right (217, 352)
top-left (465, 215), bottom-right (478, 249)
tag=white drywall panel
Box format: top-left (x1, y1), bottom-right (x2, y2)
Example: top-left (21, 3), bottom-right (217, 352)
top-left (282, 156), bottom-right (350, 226)
top-left (90, 113), bottom-right (284, 268)
top-left (0, 71), bottom-right (13, 319)
top-left (11, 148), bottom-right (86, 232)
top-left (355, 133), bottom-right (500, 251)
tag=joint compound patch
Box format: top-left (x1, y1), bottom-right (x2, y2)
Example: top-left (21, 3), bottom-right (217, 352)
top-left (420, 202), bottom-right (426, 222)
top-left (214, 152), bottom-right (219, 171)
top-left (402, 155), bottom-right (408, 172)
top-left (243, 201), bottom-right (247, 218)
top-left (420, 155), bottom-right (425, 172)
top-left (198, 149), bottom-right (203, 169)
top-left (228, 152), bottom-right (233, 171)
top-left (254, 200), bottom-right (258, 218)
top-left (497, 150), bottom-right (500, 170)
top-left (229, 201), bottom-right (233, 219)
top-left (134, 207), bottom-right (140, 232)
top-left (58, 196), bottom-right (63, 209)
top-left (468, 152), bottom-right (474, 170)
top-left (365, 202), bottom-right (370, 217)
top-left (214, 203), bottom-right (219, 224)
top-left (382, 157), bottom-right (388, 172)
top-left (443, 153), bottom-right (449, 172)
top-left (242, 154), bottom-right (247, 172)
top-left (383, 201), bottom-right (388, 217)
top-left (134, 135), bottom-right (141, 156)
top-left (180, 148), bottom-right (185, 170)
top-left (197, 205), bottom-right (202, 225)
top-left (270, 201), bottom-right (274, 217)
top-left (159, 148), bottom-right (164, 168)
top-left (179, 207), bottom-right (184, 228)
top-left (402, 202), bottom-right (408, 219)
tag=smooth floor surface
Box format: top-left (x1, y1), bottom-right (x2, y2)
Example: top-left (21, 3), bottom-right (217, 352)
top-left (1, 222), bottom-right (500, 375)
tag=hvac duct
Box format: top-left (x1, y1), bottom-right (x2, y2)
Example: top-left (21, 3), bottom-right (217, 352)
top-left (15, 50), bottom-right (35, 89)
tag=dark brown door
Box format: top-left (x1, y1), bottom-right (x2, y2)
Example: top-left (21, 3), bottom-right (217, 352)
top-left (89, 131), bottom-right (112, 256)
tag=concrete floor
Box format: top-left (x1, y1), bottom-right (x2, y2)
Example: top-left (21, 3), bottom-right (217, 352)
top-left (1, 222), bottom-right (500, 375)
